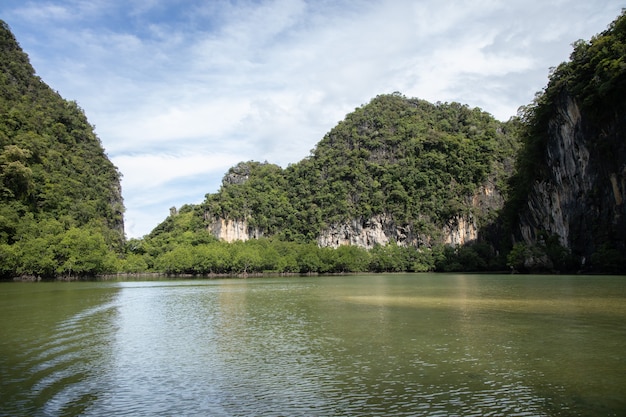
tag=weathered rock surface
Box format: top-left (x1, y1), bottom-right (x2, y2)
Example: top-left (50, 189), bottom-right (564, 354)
top-left (208, 217), bottom-right (263, 242)
top-left (317, 214), bottom-right (413, 249)
top-left (517, 92), bottom-right (626, 260)
top-left (316, 180), bottom-right (502, 249)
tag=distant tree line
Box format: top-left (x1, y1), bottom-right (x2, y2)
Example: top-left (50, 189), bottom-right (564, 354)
top-left (121, 235), bottom-right (506, 276)
top-left (113, 206), bottom-right (541, 276)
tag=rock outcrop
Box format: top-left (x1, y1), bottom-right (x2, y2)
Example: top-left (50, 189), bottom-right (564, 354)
top-left (442, 215), bottom-right (478, 246)
top-left (317, 214), bottom-right (417, 249)
top-left (207, 217), bottom-right (263, 242)
top-left (317, 180), bottom-right (502, 249)
top-left (518, 94), bottom-right (590, 247)
top-left (222, 162), bottom-right (255, 186)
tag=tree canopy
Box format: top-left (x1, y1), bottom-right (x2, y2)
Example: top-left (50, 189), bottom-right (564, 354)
top-left (0, 20), bottom-right (124, 278)
top-left (202, 94), bottom-right (519, 244)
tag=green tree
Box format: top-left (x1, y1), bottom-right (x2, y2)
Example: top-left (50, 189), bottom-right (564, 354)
top-left (231, 242), bottom-right (263, 274)
top-left (0, 145), bottom-right (33, 200)
top-left (56, 227), bottom-right (117, 276)
top-left (0, 21), bottom-right (125, 279)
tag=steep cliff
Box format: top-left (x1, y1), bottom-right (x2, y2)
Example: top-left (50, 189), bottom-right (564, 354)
top-left (207, 217), bottom-right (263, 242)
top-left (0, 21), bottom-right (124, 237)
top-left (317, 179), bottom-right (503, 249)
top-left (510, 12), bottom-right (626, 271)
top-left (515, 91), bottom-right (626, 268)
top-left (518, 94), bottom-right (594, 248)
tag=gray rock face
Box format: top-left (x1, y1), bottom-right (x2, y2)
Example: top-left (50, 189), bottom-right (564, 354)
top-left (316, 181), bottom-right (503, 249)
top-left (317, 214), bottom-right (410, 249)
top-left (519, 94), bottom-right (590, 247)
top-left (206, 177), bottom-right (506, 249)
top-left (518, 92), bottom-right (626, 259)
top-left (208, 217), bottom-right (263, 242)
top-left (222, 162), bottom-right (254, 186)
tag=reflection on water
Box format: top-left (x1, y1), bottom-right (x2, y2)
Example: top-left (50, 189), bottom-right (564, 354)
top-left (0, 274), bottom-right (625, 416)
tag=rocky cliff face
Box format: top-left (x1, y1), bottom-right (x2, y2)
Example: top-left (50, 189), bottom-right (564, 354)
top-left (206, 178), bottom-right (507, 250)
top-left (442, 215), bottom-right (478, 246)
top-left (317, 213), bottom-right (417, 249)
top-left (519, 94), bottom-right (589, 247)
top-left (207, 217), bottom-right (263, 242)
top-left (316, 213), bottom-right (478, 249)
top-left (517, 91), bottom-right (626, 261)
top-left (205, 176), bottom-right (505, 249)
top-left (317, 180), bottom-right (502, 249)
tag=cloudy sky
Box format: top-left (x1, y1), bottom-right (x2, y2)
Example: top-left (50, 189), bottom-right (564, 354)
top-left (1, 0), bottom-right (623, 237)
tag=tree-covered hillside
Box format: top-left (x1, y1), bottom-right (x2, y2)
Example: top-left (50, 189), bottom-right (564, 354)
top-left (133, 93), bottom-right (522, 274)
top-left (0, 21), bottom-right (125, 279)
top-left (202, 94), bottom-right (519, 243)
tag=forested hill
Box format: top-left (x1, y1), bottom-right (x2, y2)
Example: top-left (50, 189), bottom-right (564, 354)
top-left (0, 21), bottom-right (125, 279)
top-left (3, 10), bottom-right (625, 278)
top-left (164, 94), bottom-right (520, 249)
top-left (150, 93), bottom-right (518, 264)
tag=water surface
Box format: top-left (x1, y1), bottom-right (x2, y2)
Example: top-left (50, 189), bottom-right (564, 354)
top-left (1, 274), bottom-right (625, 416)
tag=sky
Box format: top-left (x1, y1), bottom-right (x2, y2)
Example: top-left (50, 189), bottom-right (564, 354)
top-left (1, 0), bottom-right (623, 238)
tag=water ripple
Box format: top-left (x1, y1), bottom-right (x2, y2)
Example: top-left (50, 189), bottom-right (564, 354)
top-left (1, 298), bottom-right (118, 417)
top-left (2, 276), bottom-right (625, 416)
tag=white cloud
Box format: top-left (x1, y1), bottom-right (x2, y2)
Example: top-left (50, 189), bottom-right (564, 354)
top-left (102, 99), bottom-right (254, 153)
top-left (113, 151), bottom-right (241, 237)
top-left (14, 4), bottom-right (72, 21)
top-left (112, 152), bottom-right (240, 189)
top-left (10, 0), bottom-right (113, 24)
top-left (1, 0), bottom-right (624, 237)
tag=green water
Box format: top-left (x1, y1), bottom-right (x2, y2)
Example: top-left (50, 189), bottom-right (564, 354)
top-left (1, 274), bottom-right (624, 416)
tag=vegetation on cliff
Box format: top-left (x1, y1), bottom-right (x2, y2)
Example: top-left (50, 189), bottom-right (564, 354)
top-left (146, 11), bottom-right (626, 275)
top-left (123, 205), bottom-right (496, 275)
top-left (0, 21), bottom-right (124, 279)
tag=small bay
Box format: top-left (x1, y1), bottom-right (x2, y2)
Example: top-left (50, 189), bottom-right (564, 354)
top-left (1, 274), bottom-right (625, 416)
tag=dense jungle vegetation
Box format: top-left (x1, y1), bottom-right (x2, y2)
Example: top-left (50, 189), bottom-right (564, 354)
top-left (122, 204), bottom-right (499, 274)
top-left (127, 93), bottom-right (527, 275)
top-left (1, 11), bottom-right (625, 279)
top-left (0, 21), bottom-right (124, 279)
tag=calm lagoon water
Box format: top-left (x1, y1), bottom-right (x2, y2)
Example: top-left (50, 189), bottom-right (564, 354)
top-left (0, 274), bottom-right (625, 416)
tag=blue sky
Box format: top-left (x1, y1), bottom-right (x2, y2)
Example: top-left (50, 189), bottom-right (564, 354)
top-left (1, 0), bottom-right (623, 238)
